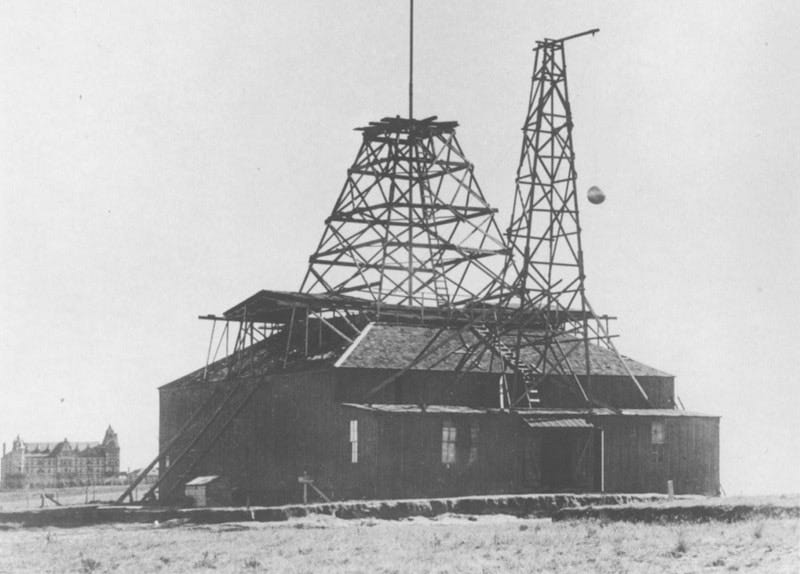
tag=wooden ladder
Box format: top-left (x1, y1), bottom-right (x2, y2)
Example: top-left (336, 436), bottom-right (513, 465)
top-left (431, 270), bottom-right (450, 306)
top-left (472, 325), bottom-right (540, 406)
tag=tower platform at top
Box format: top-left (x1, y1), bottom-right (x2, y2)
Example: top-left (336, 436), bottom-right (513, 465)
top-left (356, 116), bottom-right (459, 140)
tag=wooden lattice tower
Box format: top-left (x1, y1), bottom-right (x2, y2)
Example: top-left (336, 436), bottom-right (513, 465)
top-left (300, 116), bottom-right (508, 308)
top-left (483, 30), bottom-right (651, 408)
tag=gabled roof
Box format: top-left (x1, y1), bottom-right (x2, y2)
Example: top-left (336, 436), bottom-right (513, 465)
top-left (163, 317), bottom-right (671, 391)
top-left (335, 322), bottom-right (672, 377)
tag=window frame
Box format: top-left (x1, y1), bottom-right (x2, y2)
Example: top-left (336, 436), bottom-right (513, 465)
top-left (441, 420), bottom-right (457, 465)
top-left (349, 419), bottom-right (359, 464)
top-left (651, 421), bottom-right (666, 445)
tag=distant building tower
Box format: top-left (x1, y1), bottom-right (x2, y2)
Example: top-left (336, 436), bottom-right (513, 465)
top-left (0, 436), bottom-right (27, 488)
top-left (102, 426), bottom-right (120, 477)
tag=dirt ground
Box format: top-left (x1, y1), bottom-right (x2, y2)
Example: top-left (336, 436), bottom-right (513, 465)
top-left (1, 513), bottom-right (798, 574)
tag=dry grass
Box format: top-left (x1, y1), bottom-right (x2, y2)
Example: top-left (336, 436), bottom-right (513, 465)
top-left (0, 485), bottom-right (128, 511)
top-left (0, 513), bottom-right (797, 573)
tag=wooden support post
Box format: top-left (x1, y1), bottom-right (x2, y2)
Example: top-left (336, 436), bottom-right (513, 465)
top-left (283, 307), bottom-right (297, 368)
top-left (304, 306), bottom-right (310, 357)
top-left (203, 319), bottom-right (217, 381)
top-left (309, 311), bottom-right (354, 344)
top-left (299, 472), bottom-right (312, 504)
top-left (600, 429), bottom-right (605, 493)
top-left (311, 483), bottom-right (332, 503)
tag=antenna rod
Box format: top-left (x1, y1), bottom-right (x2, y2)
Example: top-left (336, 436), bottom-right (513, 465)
top-left (537, 29), bottom-right (599, 51)
top-left (409, 0), bottom-right (414, 119)
top-left (552, 28), bottom-right (600, 44)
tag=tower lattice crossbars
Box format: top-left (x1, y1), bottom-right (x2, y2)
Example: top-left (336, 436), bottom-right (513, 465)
top-left (484, 29), bottom-right (651, 408)
top-left (300, 116), bottom-right (508, 308)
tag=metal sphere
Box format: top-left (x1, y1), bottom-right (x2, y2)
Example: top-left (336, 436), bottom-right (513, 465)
top-left (587, 185), bottom-right (606, 205)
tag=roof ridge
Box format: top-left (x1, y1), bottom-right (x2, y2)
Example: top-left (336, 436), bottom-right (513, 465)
top-left (334, 322), bottom-right (375, 368)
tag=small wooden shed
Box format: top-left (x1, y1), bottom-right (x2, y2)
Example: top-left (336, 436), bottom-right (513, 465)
top-left (184, 475), bottom-right (231, 507)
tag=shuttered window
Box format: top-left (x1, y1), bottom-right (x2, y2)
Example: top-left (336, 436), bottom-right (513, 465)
top-left (349, 420), bottom-right (358, 463)
top-left (468, 421), bottom-right (480, 465)
top-left (442, 420), bottom-right (457, 464)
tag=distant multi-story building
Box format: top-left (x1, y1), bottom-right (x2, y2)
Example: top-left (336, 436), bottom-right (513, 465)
top-left (1, 426), bottom-right (120, 489)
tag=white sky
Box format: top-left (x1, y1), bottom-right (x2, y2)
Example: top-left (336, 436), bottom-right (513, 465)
top-left (1, 1), bottom-right (798, 495)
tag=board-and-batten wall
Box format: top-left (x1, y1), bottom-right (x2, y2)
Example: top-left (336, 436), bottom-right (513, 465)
top-left (600, 415), bottom-right (720, 495)
top-left (159, 369), bottom-right (369, 505)
top-left (159, 368), bottom-right (718, 504)
top-left (335, 368), bottom-right (676, 410)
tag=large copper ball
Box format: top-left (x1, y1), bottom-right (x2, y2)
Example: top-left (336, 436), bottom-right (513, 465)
top-left (587, 185), bottom-right (605, 204)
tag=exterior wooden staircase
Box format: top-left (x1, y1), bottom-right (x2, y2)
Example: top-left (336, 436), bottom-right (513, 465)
top-left (117, 377), bottom-right (261, 504)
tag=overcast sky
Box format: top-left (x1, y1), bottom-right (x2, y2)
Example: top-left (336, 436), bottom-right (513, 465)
top-left (1, 1), bottom-right (798, 495)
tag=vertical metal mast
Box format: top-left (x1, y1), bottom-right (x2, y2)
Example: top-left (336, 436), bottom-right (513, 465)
top-left (407, 0), bottom-right (415, 302)
top-left (409, 0), bottom-right (414, 120)
top-left (300, 2), bottom-right (508, 309)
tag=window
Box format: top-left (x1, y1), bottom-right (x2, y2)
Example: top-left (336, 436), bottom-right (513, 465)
top-left (349, 419), bottom-right (358, 464)
top-left (651, 421), bottom-right (665, 445)
top-left (652, 447), bottom-right (664, 465)
top-left (442, 420), bottom-right (457, 464)
top-left (468, 422), bottom-right (480, 465)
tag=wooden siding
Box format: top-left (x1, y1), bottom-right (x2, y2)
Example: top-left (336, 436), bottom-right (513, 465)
top-left (185, 478), bottom-right (231, 507)
top-left (370, 411), bottom-right (524, 499)
top-left (159, 369), bottom-right (346, 504)
top-left (540, 375), bottom-right (674, 409)
top-left (158, 366), bottom-right (713, 505)
top-left (600, 415), bottom-right (720, 495)
top-left (357, 412), bottom-right (597, 499)
top-left (159, 369), bottom-right (393, 505)
top-left (334, 368), bottom-right (500, 408)
top-left (335, 368), bottom-right (674, 410)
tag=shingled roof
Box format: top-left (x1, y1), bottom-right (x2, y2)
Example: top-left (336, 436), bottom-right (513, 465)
top-left (335, 323), bottom-right (500, 373)
top-left (335, 322), bottom-right (672, 377)
top-left (163, 319), bottom-right (671, 391)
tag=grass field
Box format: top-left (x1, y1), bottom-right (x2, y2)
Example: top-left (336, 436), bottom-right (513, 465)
top-left (1, 512), bottom-right (798, 573)
top-left (0, 485), bottom-right (130, 512)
